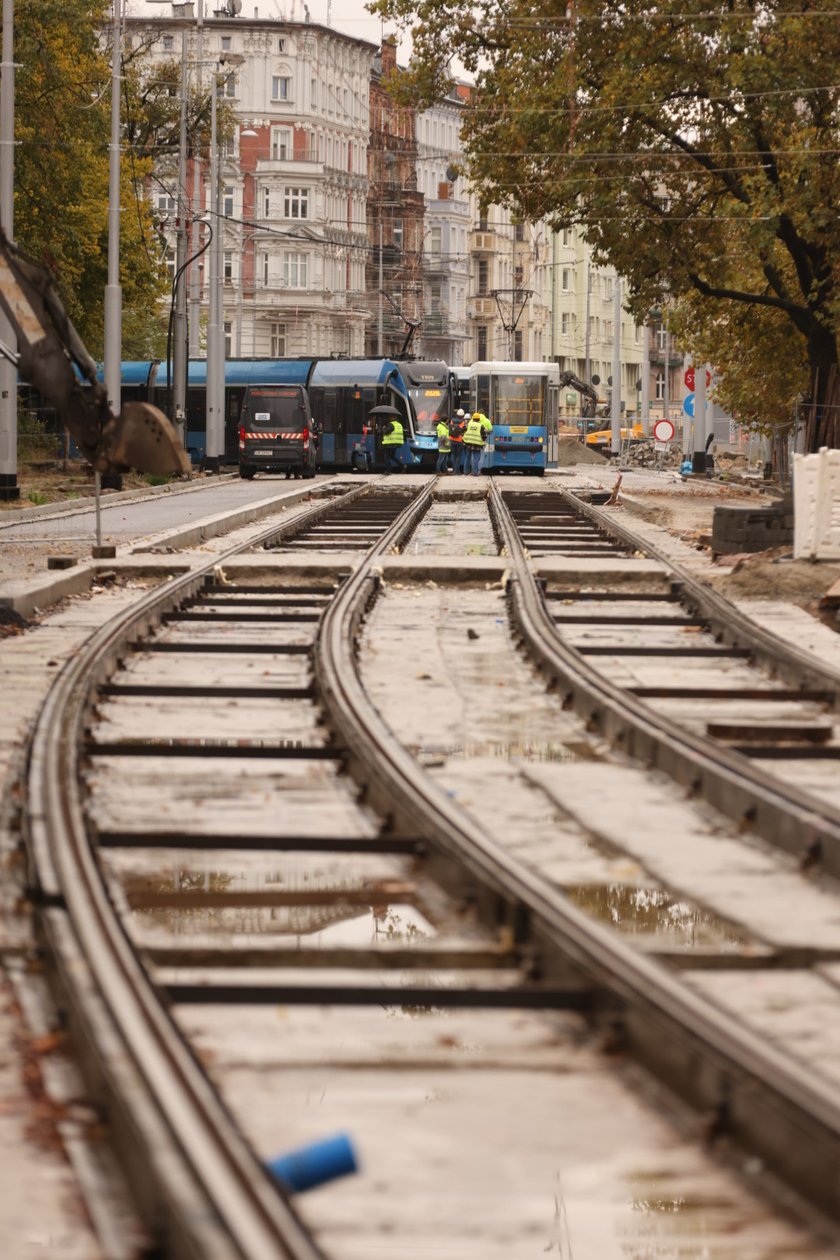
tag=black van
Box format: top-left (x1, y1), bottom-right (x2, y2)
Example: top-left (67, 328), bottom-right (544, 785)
top-left (238, 385), bottom-right (317, 479)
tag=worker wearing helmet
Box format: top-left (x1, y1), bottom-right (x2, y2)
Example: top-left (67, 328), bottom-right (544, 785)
top-left (463, 410), bottom-right (492, 476)
top-left (449, 408), bottom-right (467, 474)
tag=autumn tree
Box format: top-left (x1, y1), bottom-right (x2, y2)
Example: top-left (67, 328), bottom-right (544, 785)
top-left (373, 0), bottom-right (840, 448)
top-left (9, 0), bottom-right (167, 354)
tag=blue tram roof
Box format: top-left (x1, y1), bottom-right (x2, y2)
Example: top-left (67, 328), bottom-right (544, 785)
top-left (114, 358), bottom-right (407, 390)
top-left (308, 359), bottom-right (406, 391)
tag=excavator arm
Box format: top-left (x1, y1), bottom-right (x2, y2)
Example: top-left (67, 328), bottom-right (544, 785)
top-left (0, 231), bottom-right (190, 476)
top-left (557, 370), bottom-right (600, 419)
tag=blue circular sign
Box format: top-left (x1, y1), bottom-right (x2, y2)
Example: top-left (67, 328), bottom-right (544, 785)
top-left (683, 392), bottom-right (695, 418)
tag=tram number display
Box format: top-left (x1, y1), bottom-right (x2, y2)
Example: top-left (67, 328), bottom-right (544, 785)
top-left (509, 426), bottom-right (528, 433)
top-left (250, 387), bottom-right (300, 398)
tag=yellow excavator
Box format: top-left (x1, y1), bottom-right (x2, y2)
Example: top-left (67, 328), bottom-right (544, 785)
top-left (0, 230), bottom-right (190, 476)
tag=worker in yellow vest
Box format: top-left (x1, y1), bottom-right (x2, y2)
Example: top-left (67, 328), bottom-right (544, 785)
top-left (464, 411), bottom-right (492, 476)
top-left (380, 414), bottom-right (405, 473)
top-left (435, 416), bottom-right (451, 473)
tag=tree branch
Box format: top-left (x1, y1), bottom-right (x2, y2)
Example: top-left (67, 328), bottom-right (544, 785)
top-left (688, 271), bottom-right (813, 334)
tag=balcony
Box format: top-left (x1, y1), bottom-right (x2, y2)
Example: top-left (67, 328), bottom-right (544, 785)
top-left (470, 229), bottom-right (500, 253)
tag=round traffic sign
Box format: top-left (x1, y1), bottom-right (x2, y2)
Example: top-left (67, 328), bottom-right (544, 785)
top-left (683, 392), bottom-right (695, 418)
top-left (684, 367), bottom-right (711, 391)
top-left (653, 418), bottom-right (675, 443)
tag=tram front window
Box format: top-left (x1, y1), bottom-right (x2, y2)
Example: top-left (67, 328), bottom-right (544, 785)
top-left (409, 387), bottom-right (447, 435)
top-left (494, 375), bottom-right (545, 426)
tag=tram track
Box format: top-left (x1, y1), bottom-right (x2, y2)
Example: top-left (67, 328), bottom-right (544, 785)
top-left (19, 473), bottom-right (840, 1254)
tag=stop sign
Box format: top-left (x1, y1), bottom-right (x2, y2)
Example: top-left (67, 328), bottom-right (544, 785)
top-left (684, 367), bottom-right (711, 391)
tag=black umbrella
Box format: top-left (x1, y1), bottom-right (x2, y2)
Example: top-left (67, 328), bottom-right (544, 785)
top-left (368, 405), bottom-right (403, 417)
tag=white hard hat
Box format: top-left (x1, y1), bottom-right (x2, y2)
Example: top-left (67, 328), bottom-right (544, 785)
top-left (456, 408), bottom-right (465, 417)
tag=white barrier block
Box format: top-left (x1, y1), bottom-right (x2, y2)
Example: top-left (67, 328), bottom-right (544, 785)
top-left (793, 451), bottom-right (820, 558)
top-left (814, 447), bottom-right (840, 559)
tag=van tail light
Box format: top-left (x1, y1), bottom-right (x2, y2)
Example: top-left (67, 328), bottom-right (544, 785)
top-left (238, 424), bottom-right (245, 451)
top-left (302, 426), bottom-right (310, 449)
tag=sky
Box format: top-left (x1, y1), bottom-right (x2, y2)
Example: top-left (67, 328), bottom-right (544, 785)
top-left (125, 0), bottom-right (411, 57)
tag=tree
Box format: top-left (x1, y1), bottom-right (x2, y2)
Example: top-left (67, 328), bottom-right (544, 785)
top-left (373, 0), bottom-right (840, 447)
top-left (9, 0), bottom-right (167, 353)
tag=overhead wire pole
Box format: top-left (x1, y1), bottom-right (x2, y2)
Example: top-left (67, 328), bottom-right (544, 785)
top-left (103, 0), bottom-right (123, 494)
top-left (189, 0), bottom-right (204, 358)
top-left (641, 315), bottom-right (651, 436)
top-left (172, 12), bottom-right (189, 449)
top-left (694, 357), bottom-right (708, 474)
top-left (0, 0), bottom-right (18, 500)
top-left (610, 275), bottom-right (621, 456)
top-left (205, 61), bottom-right (221, 472)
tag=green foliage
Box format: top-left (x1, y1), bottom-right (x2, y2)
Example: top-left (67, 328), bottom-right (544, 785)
top-left (373, 0), bottom-right (840, 432)
top-left (10, 0), bottom-right (167, 353)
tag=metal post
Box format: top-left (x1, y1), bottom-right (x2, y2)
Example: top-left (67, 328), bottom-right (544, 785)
top-left (682, 352), bottom-right (692, 455)
top-left (377, 216), bottom-right (383, 355)
top-left (693, 359), bottom-right (707, 473)
top-left (610, 275), bottom-right (621, 456)
top-left (172, 20), bottom-right (189, 448)
top-left (0, 0), bottom-right (18, 499)
top-left (189, 0), bottom-right (204, 358)
top-left (662, 329), bottom-right (670, 449)
top-left (583, 261), bottom-right (591, 382)
top-left (640, 316), bottom-right (650, 436)
top-left (104, 0), bottom-right (122, 425)
top-left (205, 68), bottom-right (220, 470)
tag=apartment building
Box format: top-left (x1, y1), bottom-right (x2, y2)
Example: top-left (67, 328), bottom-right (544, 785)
top-left (128, 9), bottom-right (375, 359)
top-left (549, 227), bottom-right (644, 418)
top-left (415, 88), bottom-right (471, 364)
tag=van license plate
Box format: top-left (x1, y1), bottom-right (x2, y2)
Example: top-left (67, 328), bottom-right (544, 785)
top-left (252, 449), bottom-right (272, 456)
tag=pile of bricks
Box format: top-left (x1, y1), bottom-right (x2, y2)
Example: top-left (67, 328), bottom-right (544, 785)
top-left (711, 496), bottom-right (794, 558)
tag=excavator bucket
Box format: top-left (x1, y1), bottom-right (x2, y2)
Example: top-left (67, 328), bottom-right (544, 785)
top-left (0, 230), bottom-right (191, 477)
top-left (101, 403), bottom-right (192, 476)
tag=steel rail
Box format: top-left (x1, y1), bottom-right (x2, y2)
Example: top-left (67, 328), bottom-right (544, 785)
top-left (24, 480), bottom-right (426, 1258)
top-left (494, 485), bottom-right (840, 877)
top-left (316, 486), bottom-right (840, 1225)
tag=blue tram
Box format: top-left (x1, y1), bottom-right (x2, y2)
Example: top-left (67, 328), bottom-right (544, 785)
top-left (116, 358), bottom-right (427, 473)
top-left (466, 361), bottom-right (559, 475)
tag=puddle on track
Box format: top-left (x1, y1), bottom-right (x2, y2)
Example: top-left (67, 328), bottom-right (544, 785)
top-left (564, 883), bottom-right (749, 951)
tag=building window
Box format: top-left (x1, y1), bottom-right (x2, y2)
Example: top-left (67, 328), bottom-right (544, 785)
top-left (259, 252), bottom-right (269, 285)
top-left (277, 37), bottom-right (286, 52)
top-left (223, 74), bottom-right (236, 99)
top-left (271, 127), bottom-right (293, 160)
top-left (393, 219), bottom-right (403, 250)
top-left (478, 214), bottom-right (489, 231)
top-left (514, 223), bottom-right (525, 243)
top-left (603, 276), bottom-right (614, 301)
top-left (284, 186), bottom-right (309, 219)
top-left (162, 34), bottom-right (174, 50)
top-left (477, 259), bottom-right (488, 296)
top-left (561, 311), bottom-right (571, 336)
top-left (155, 190), bottom-right (176, 214)
top-left (224, 321), bottom-right (232, 357)
top-left (604, 319), bottom-right (613, 340)
top-left (224, 251), bottom-right (233, 282)
top-left (562, 228), bottom-right (571, 246)
top-left (655, 371), bottom-right (665, 400)
top-left (221, 35), bottom-right (231, 50)
top-left (477, 326), bottom-right (488, 359)
top-left (271, 323), bottom-right (286, 356)
top-left (165, 247), bottom-right (175, 280)
top-left (429, 226), bottom-right (441, 256)
top-left (262, 187), bottom-right (271, 217)
top-left (514, 330), bottom-right (523, 359)
top-left (223, 186), bottom-right (234, 217)
top-left (284, 252), bottom-right (308, 288)
top-left (272, 75), bottom-right (291, 101)
top-left (656, 325), bottom-right (669, 351)
top-left (561, 267), bottom-right (572, 292)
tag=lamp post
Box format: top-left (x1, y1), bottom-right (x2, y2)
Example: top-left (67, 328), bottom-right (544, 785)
top-left (0, 0), bottom-right (18, 499)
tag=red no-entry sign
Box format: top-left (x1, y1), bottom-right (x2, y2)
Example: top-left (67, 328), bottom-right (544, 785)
top-left (653, 418), bottom-right (675, 443)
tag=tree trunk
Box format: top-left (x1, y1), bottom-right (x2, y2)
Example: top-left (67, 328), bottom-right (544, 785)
top-left (805, 325), bottom-right (840, 451)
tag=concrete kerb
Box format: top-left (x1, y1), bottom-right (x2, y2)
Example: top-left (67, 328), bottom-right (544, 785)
top-left (0, 472), bottom-right (241, 530)
top-left (0, 480), bottom-right (338, 618)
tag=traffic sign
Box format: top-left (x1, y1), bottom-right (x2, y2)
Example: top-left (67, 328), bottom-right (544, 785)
top-left (652, 418), bottom-right (675, 443)
top-left (683, 392), bottom-right (695, 418)
top-left (684, 367), bottom-right (711, 391)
